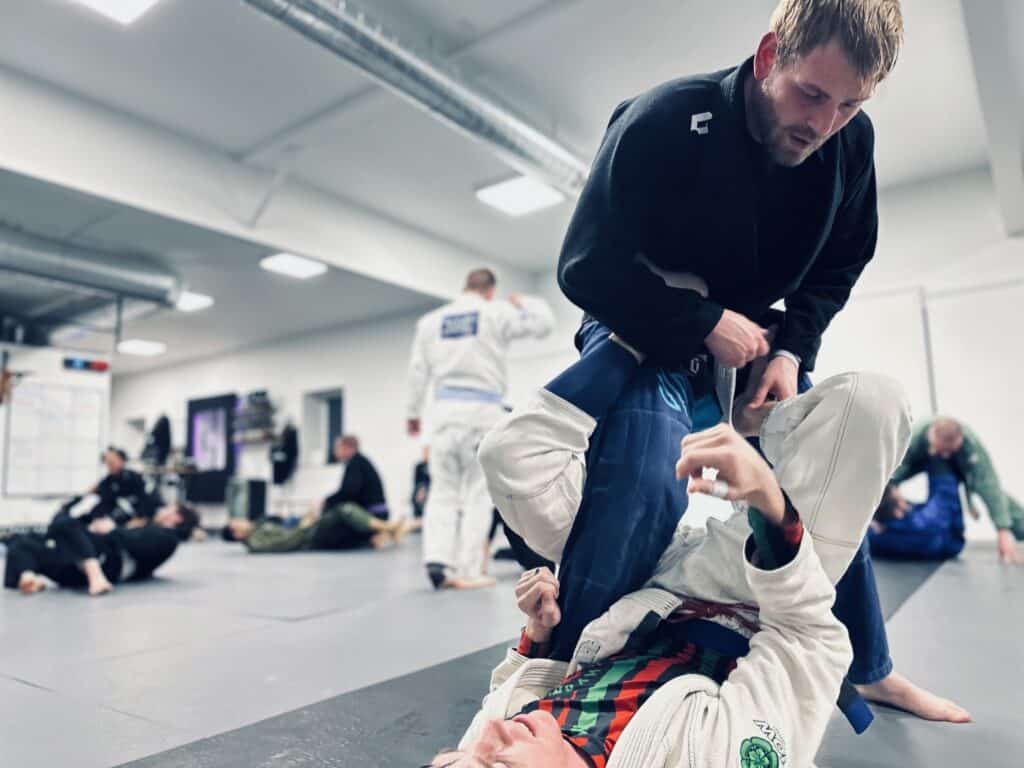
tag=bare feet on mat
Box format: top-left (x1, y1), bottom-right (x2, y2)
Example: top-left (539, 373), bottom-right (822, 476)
top-left (18, 572), bottom-right (46, 595)
top-left (449, 575), bottom-right (497, 590)
top-left (390, 519), bottom-right (415, 544)
top-left (87, 576), bottom-right (114, 597)
top-left (856, 672), bottom-right (972, 723)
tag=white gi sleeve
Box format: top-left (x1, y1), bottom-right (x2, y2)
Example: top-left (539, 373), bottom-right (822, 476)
top-left (694, 534), bottom-right (853, 768)
top-left (497, 296), bottom-right (555, 342)
top-left (406, 316), bottom-right (432, 420)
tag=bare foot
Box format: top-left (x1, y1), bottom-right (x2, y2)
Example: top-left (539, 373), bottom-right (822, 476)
top-left (387, 519), bottom-right (414, 545)
top-left (369, 532), bottom-right (394, 549)
top-left (18, 572), bottom-right (46, 595)
top-left (856, 672), bottom-right (972, 723)
top-left (449, 575), bottom-right (497, 590)
top-left (88, 576), bottom-right (114, 597)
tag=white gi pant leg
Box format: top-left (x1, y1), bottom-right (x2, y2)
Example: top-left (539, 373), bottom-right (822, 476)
top-left (481, 372), bottom-right (912, 589)
top-left (478, 388), bottom-right (594, 565)
top-left (649, 367), bottom-right (916, 768)
top-left (457, 426), bottom-right (496, 579)
top-left (424, 423), bottom-right (496, 579)
top-left (480, 372), bottom-right (912, 768)
top-left (423, 424), bottom-right (462, 573)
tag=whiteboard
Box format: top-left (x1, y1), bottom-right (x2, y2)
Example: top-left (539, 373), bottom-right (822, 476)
top-left (3, 379), bottom-right (105, 497)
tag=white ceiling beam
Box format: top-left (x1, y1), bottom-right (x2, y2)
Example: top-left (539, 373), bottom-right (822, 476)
top-left (960, 0), bottom-right (1024, 235)
top-left (0, 65), bottom-right (533, 300)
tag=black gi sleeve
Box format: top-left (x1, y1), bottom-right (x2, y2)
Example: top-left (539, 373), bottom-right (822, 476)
top-left (558, 96), bottom-right (724, 363)
top-left (774, 124), bottom-right (878, 370)
top-left (95, 473), bottom-right (116, 504)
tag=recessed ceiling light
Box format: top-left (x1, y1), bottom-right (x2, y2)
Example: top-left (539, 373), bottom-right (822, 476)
top-left (117, 339), bottom-right (167, 357)
top-left (176, 291), bottom-right (215, 313)
top-left (475, 175), bottom-right (565, 217)
top-left (259, 253), bottom-right (328, 280)
top-left (71, 0), bottom-right (164, 25)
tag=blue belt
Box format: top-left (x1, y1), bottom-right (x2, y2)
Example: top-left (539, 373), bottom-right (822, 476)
top-left (679, 619), bottom-right (872, 734)
top-left (435, 386), bottom-right (503, 404)
top-left (677, 618), bottom-right (751, 657)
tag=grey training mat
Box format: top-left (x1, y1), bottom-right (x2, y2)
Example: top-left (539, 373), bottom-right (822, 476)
top-left (0, 539), bottom-right (525, 768)
top-left (117, 642), bottom-right (509, 768)
top-left (116, 544), bottom-right (959, 768)
top-left (816, 544), bottom-right (1024, 765)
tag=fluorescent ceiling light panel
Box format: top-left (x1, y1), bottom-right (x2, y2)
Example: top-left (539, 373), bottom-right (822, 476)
top-left (71, 0), bottom-right (164, 25)
top-left (475, 175), bottom-right (565, 217)
top-left (117, 339), bottom-right (167, 357)
top-left (259, 253), bottom-right (328, 280)
top-left (176, 291), bottom-right (214, 313)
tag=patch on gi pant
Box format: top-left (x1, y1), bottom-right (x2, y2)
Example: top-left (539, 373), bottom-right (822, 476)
top-left (441, 312), bottom-right (479, 339)
top-left (743, 720), bottom-right (788, 768)
top-left (739, 736), bottom-right (779, 768)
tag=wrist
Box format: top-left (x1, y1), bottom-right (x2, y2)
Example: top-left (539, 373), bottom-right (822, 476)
top-left (771, 350), bottom-right (801, 370)
top-left (518, 625), bottom-right (552, 657)
top-left (525, 619), bottom-right (553, 645)
top-left (750, 476), bottom-right (786, 526)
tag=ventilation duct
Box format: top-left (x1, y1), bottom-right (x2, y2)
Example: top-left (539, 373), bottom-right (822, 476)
top-left (0, 225), bottom-right (180, 307)
top-left (243, 0), bottom-right (589, 198)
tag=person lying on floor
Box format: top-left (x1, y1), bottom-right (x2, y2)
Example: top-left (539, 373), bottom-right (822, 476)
top-left (4, 505), bottom-right (181, 596)
top-left (871, 416), bottom-right (1023, 563)
top-left (429, 359), bottom-right (925, 767)
top-left (63, 492), bottom-right (201, 542)
top-left (225, 502), bottom-right (410, 554)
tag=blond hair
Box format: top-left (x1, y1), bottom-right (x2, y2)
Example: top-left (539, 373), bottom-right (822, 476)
top-left (769, 0), bottom-right (903, 84)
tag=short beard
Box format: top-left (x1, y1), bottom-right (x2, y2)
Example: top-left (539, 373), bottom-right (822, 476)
top-left (749, 76), bottom-right (814, 168)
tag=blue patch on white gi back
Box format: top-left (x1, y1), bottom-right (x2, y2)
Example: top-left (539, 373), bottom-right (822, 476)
top-left (441, 312), bottom-right (479, 339)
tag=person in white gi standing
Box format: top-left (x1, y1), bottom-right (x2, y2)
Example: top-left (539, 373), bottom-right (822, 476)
top-left (406, 268), bottom-right (554, 589)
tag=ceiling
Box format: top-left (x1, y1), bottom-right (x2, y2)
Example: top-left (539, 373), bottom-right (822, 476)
top-left (0, 0), bottom-right (1011, 373)
top-left (0, 0), bottom-right (995, 269)
top-left (0, 168), bottom-right (441, 375)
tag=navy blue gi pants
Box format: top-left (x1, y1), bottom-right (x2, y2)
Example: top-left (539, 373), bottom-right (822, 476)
top-left (868, 473), bottom-right (965, 561)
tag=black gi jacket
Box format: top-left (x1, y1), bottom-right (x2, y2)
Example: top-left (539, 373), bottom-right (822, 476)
top-left (558, 58), bottom-right (878, 371)
top-left (95, 469), bottom-right (155, 521)
top-left (324, 452), bottom-right (387, 512)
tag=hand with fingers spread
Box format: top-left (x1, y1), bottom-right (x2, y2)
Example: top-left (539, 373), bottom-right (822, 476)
top-left (515, 567), bottom-right (561, 644)
top-left (997, 529), bottom-right (1020, 565)
top-left (675, 424), bottom-right (786, 524)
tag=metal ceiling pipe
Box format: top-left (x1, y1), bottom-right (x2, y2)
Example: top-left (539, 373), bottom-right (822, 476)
top-left (0, 226), bottom-right (181, 307)
top-left (243, 0), bottom-right (590, 198)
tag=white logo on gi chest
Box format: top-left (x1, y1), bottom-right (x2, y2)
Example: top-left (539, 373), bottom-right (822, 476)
top-left (690, 112), bottom-right (713, 135)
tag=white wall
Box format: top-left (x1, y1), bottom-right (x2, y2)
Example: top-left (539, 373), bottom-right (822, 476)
top-left (808, 168), bottom-right (1024, 540)
top-left (111, 314), bottom-right (418, 523)
top-left (110, 306), bottom-right (575, 527)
